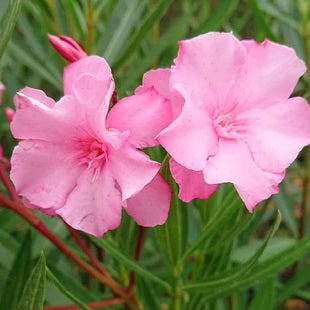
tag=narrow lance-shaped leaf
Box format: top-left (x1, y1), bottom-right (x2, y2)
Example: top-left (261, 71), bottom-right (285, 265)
top-left (155, 155), bottom-right (186, 267)
top-left (249, 277), bottom-right (275, 310)
top-left (46, 267), bottom-right (92, 310)
top-left (17, 252), bottom-right (46, 310)
top-left (198, 235), bottom-right (310, 301)
top-left (0, 0), bottom-right (24, 59)
top-left (113, 0), bottom-right (173, 71)
top-left (182, 211), bottom-right (281, 292)
top-left (90, 235), bottom-right (172, 292)
top-left (0, 231), bottom-right (32, 309)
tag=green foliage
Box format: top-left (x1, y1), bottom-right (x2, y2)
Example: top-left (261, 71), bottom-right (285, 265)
top-left (0, 231), bottom-right (32, 309)
top-left (17, 252), bottom-right (46, 310)
top-left (0, 0), bottom-right (310, 309)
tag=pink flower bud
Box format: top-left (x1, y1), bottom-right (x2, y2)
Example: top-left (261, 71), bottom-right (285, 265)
top-left (0, 144), bottom-right (3, 160)
top-left (47, 34), bottom-right (87, 62)
top-left (0, 82), bottom-right (5, 105)
top-left (5, 107), bottom-right (15, 123)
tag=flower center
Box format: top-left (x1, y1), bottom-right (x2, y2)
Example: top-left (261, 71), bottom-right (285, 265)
top-left (214, 113), bottom-right (248, 139)
top-left (74, 137), bottom-right (107, 176)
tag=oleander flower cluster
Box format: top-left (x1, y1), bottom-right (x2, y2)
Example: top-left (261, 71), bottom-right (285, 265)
top-left (9, 32), bottom-right (310, 237)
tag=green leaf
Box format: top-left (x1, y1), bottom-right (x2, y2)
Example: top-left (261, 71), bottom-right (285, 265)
top-left (0, 231), bottom-right (32, 309)
top-left (249, 277), bottom-right (275, 310)
top-left (155, 155), bottom-right (185, 266)
top-left (137, 277), bottom-right (159, 309)
top-left (99, 0), bottom-right (146, 65)
top-left (0, 0), bottom-right (24, 59)
top-left (46, 267), bottom-right (91, 310)
top-left (195, 0), bottom-right (239, 34)
top-left (248, 0), bottom-right (278, 41)
top-left (89, 235), bottom-right (172, 291)
top-left (179, 191), bottom-right (241, 263)
top-left (119, 15), bottom-right (190, 93)
top-left (275, 267), bottom-right (310, 307)
top-left (259, 0), bottom-right (300, 32)
top-left (182, 211), bottom-right (281, 293)
top-left (273, 182), bottom-right (297, 237)
top-left (197, 232), bottom-right (310, 302)
top-left (17, 252), bottom-right (46, 310)
top-left (8, 41), bottom-right (62, 90)
top-left (113, 0), bottom-right (173, 71)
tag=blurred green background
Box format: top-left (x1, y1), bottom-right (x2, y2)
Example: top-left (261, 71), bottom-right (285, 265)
top-left (0, 0), bottom-right (310, 309)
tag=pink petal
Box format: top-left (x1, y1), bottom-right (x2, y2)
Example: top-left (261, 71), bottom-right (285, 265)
top-left (106, 88), bottom-right (172, 148)
top-left (170, 158), bottom-right (218, 202)
top-left (124, 174), bottom-right (171, 226)
top-left (11, 90), bottom-right (82, 143)
top-left (57, 168), bottom-right (122, 237)
top-left (233, 39), bottom-right (306, 113)
top-left (244, 97), bottom-right (310, 173)
top-left (170, 32), bottom-right (246, 114)
top-left (10, 140), bottom-right (82, 211)
top-left (107, 143), bottom-right (160, 201)
top-left (158, 101), bottom-right (218, 171)
top-left (204, 139), bottom-right (284, 212)
top-left (136, 68), bottom-right (184, 119)
top-left (63, 55), bottom-right (114, 96)
top-left (19, 87), bottom-right (55, 108)
top-left (72, 73), bottom-right (113, 137)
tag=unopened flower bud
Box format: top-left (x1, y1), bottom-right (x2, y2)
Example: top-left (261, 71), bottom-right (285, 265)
top-left (5, 107), bottom-right (15, 123)
top-left (0, 82), bottom-right (5, 105)
top-left (47, 34), bottom-right (87, 62)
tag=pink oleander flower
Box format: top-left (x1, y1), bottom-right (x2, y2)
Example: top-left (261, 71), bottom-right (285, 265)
top-left (48, 34), bottom-right (87, 62)
top-left (10, 55), bottom-right (172, 236)
top-left (142, 32), bottom-right (310, 211)
top-left (0, 82), bottom-right (5, 105)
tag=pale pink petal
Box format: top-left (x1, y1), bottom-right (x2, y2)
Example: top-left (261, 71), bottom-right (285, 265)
top-left (107, 143), bottom-right (160, 201)
top-left (170, 158), bottom-right (217, 202)
top-left (136, 68), bottom-right (184, 119)
top-left (20, 87), bottom-right (55, 108)
top-left (106, 88), bottom-right (172, 148)
top-left (10, 140), bottom-right (82, 210)
top-left (158, 101), bottom-right (218, 171)
top-left (124, 174), bottom-right (171, 226)
top-left (204, 139), bottom-right (284, 212)
top-left (244, 97), bottom-right (310, 173)
top-left (72, 73), bottom-right (113, 137)
top-left (170, 32), bottom-right (246, 114)
top-left (64, 57), bottom-right (115, 135)
top-left (57, 168), bottom-right (122, 237)
top-left (11, 90), bottom-right (83, 143)
top-left (63, 55), bottom-right (114, 95)
top-left (22, 197), bottom-right (57, 216)
top-left (233, 39), bottom-right (306, 113)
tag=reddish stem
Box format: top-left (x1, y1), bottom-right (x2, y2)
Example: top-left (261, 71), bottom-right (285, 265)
top-left (0, 161), bottom-right (18, 201)
top-left (128, 226), bottom-right (147, 292)
top-left (43, 297), bottom-right (124, 310)
top-left (65, 223), bottom-right (110, 278)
